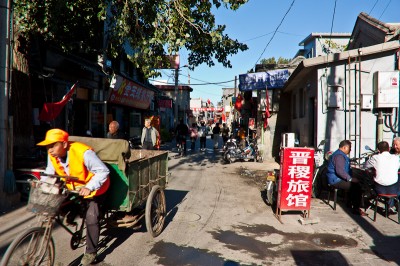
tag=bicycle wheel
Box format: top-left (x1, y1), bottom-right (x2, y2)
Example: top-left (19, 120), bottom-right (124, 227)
top-left (1, 227), bottom-right (55, 266)
top-left (145, 185), bottom-right (166, 237)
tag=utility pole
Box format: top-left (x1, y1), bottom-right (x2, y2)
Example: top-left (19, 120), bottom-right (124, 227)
top-left (0, 0), bottom-right (11, 201)
top-left (174, 67), bottom-right (179, 127)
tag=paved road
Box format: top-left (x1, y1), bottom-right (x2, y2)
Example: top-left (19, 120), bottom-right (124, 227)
top-left (1, 137), bottom-right (400, 265)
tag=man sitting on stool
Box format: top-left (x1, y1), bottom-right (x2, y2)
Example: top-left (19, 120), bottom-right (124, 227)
top-left (364, 141), bottom-right (400, 212)
top-left (326, 140), bottom-right (365, 216)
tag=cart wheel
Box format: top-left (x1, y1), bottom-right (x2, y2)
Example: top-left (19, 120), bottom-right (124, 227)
top-left (145, 185), bottom-right (166, 237)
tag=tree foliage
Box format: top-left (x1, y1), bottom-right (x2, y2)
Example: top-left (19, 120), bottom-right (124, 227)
top-left (13, 0), bottom-right (249, 77)
top-left (260, 57), bottom-right (290, 65)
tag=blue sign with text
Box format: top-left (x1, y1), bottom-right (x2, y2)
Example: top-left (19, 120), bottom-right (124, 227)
top-left (239, 69), bottom-right (290, 91)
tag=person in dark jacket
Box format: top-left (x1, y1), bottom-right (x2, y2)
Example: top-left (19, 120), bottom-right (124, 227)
top-left (326, 140), bottom-right (365, 216)
top-left (175, 119), bottom-right (189, 155)
top-left (107, 121), bottom-right (126, 139)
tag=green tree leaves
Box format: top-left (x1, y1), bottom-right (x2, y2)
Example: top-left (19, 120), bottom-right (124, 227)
top-left (14, 0), bottom-right (249, 77)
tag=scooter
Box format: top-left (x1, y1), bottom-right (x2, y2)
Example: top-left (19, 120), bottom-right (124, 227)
top-left (222, 136), bottom-right (239, 152)
top-left (223, 138), bottom-right (263, 163)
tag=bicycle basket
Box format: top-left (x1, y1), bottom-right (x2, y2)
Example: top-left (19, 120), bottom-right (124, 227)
top-left (27, 181), bottom-right (68, 216)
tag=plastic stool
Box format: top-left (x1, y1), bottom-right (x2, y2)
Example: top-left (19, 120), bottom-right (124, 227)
top-left (372, 194), bottom-right (400, 223)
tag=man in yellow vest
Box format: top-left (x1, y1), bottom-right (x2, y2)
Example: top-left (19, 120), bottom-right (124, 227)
top-left (37, 128), bottom-right (110, 266)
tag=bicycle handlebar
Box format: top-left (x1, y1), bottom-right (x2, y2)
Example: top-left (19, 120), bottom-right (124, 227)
top-left (41, 173), bottom-right (79, 181)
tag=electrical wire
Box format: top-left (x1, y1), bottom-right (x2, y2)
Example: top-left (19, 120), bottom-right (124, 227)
top-left (378, 0), bottom-right (391, 20)
top-left (368, 0), bottom-right (379, 15)
top-left (149, 78), bottom-right (235, 86)
top-left (254, 0), bottom-right (296, 65)
top-left (328, 0), bottom-right (337, 52)
top-left (243, 30), bottom-right (304, 43)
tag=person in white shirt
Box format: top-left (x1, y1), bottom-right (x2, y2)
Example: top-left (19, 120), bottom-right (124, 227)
top-left (364, 141), bottom-right (399, 208)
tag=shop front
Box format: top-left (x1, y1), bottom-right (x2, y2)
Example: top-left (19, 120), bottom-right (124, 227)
top-left (89, 74), bottom-right (158, 138)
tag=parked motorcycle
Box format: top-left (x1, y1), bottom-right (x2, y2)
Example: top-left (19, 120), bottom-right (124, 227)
top-left (223, 137), bottom-right (238, 152)
top-left (128, 136), bottom-right (142, 149)
top-left (223, 138), bottom-right (263, 163)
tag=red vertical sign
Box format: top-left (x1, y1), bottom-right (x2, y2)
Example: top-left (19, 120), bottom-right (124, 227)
top-left (277, 147), bottom-right (314, 211)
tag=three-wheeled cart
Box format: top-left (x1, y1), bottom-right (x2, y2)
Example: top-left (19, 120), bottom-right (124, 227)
top-left (69, 136), bottom-right (169, 237)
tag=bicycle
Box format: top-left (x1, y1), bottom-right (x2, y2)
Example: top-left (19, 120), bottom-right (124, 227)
top-left (0, 177), bottom-right (86, 266)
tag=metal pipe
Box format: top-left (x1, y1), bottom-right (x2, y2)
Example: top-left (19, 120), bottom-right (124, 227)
top-left (174, 67), bottom-right (179, 127)
top-left (358, 49), bottom-right (362, 158)
top-left (0, 0), bottom-right (11, 192)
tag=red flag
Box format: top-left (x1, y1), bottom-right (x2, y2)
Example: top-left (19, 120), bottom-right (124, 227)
top-left (39, 82), bottom-right (78, 122)
top-left (264, 89), bottom-right (271, 129)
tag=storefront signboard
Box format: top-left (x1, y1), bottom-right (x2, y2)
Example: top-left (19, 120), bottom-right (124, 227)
top-left (109, 75), bottom-right (154, 109)
top-left (276, 147), bottom-right (314, 221)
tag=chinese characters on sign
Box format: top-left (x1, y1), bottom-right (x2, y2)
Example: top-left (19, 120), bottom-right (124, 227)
top-left (109, 75), bottom-right (154, 109)
top-left (277, 147), bottom-right (314, 211)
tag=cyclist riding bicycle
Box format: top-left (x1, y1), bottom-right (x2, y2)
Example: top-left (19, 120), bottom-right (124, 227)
top-left (37, 128), bottom-right (110, 266)
top-left (175, 119), bottom-right (189, 156)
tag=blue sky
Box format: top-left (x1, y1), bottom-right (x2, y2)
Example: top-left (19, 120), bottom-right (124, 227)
top-left (153, 0), bottom-right (400, 106)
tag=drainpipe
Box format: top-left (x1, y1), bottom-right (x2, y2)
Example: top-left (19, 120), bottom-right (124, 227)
top-left (0, 0), bottom-right (11, 193)
top-left (377, 110), bottom-right (383, 142)
top-left (358, 48), bottom-right (362, 158)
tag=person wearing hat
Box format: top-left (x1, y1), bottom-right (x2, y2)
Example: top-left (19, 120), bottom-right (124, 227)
top-left (37, 128), bottom-right (110, 266)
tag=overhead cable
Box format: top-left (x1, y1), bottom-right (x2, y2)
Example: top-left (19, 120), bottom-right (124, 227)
top-left (254, 0), bottom-right (296, 66)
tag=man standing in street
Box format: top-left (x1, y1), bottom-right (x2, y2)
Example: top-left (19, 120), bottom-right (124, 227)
top-left (326, 140), bottom-right (366, 216)
top-left (37, 129), bottom-right (110, 266)
top-left (107, 121), bottom-right (126, 139)
top-left (141, 118), bottom-right (160, 150)
top-left (365, 141), bottom-right (399, 211)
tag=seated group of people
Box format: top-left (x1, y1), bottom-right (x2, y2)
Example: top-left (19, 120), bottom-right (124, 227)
top-left (326, 139), bottom-right (400, 216)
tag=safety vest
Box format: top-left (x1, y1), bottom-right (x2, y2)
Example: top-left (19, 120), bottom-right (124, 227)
top-left (49, 142), bottom-right (109, 197)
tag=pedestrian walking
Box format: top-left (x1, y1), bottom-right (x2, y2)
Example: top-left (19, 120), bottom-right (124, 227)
top-left (212, 123), bottom-right (221, 149)
top-left (189, 123), bottom-right (198, 151)
top-left (221, 123), bottom-right (230, 145)
top-left (198, 121), bottom-right (207, 151)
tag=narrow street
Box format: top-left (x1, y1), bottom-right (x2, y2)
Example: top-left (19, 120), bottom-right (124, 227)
top-left (1, 137), bottom-right (400, 265)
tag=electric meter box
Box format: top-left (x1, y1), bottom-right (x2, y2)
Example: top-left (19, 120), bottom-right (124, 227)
top-left (373, 71), bottom-right (399, 108)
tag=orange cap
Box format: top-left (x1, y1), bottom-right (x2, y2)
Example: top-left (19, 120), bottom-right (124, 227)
top-left (37, 129), bottom-right (69, 146)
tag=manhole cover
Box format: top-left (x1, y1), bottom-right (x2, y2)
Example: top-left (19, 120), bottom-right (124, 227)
top-left (173, 211), bottom-right (201, 222)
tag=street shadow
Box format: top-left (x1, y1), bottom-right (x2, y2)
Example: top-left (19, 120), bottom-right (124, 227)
top-left (291, 250), bottom-right (349, 265)
top-left (164, 189), bottom-right (189, 228)
top-left (341, 205), bottom-right (400, 264)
